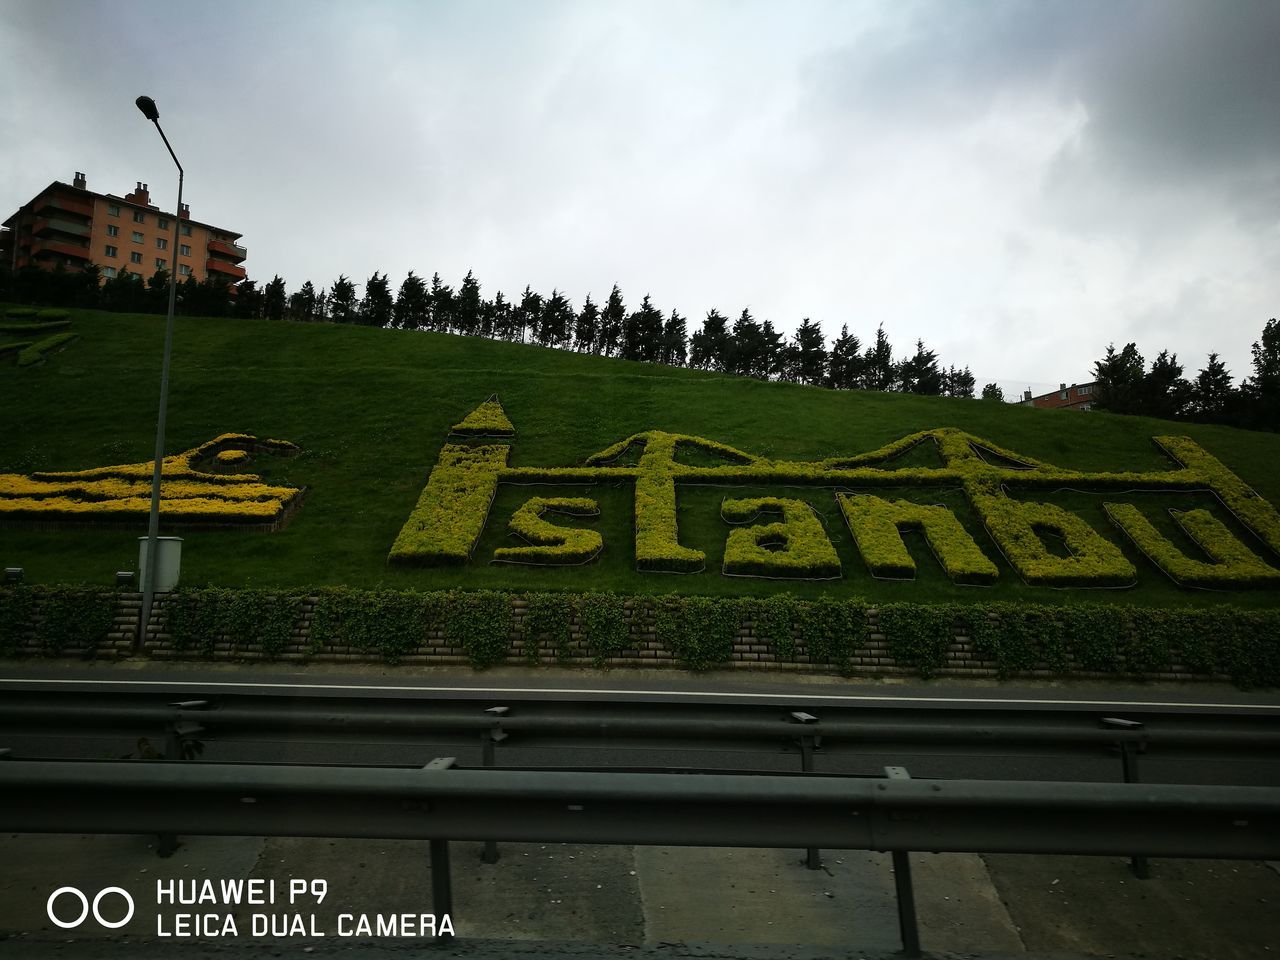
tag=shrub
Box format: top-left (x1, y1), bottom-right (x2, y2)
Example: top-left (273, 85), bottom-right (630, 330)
top-left (493, 497), bottom-right (602, 565)
top-left (721, 498), bottom-right (840, 579)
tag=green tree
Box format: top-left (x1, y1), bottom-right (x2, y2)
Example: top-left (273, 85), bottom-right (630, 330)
top-left (1242, 318), bottom-right (1280, 431)
top-left (623, 294), bottom-right (664, 361)
top-left (515, 286), bottom-right (542, 343)
top-left (455, 270), bottom-right (482, 336)
top-left (689, 309), bottom-right (731, 371)
top-left (1188, 353), bottom-right (1236, 424)
top-left (573, 295), bottom-right (599, 352)
top-left (598, 285), bottom-right (625, 355)
top-left (981, 382), bottom-right (1005, 402)
top-left (826, 324), bottom-right (863, 389)
top-left (101, 267), bottom-right (145, 313)
top-left (486, 290), bottom-right (514, 340)
top-left (661, 309), bottom-right (688, 367)
top-left (758, 320), bottom-right (784, 379)
top-left (147, 269), bottom-right (172, 314)
top-left (1092, 342), bottom-right (1146, 414)
top-left (1140, 349), bottom-right (1192, 420)
top-left (944, 365), bottom-right (976, 398)
top-left (233, 277), bottom-right (262, 319)
top-left (539, 289), bottom-right (574, 347)
top-left (862, 323), bottom-right (895, 391)
top-left (393, 272), bottom-right (429, 329)
top-left (263, 275), bottom-right (287, 321)
top-left (73, 263), bottom-right (102, 309)
top-left (728, 308), bottom-right (764, 377)
top-left (329, 274), bottom-right (357, 323)
top-left (792, 318), bottom-right (828, 386)
top-left (287, 280), bottom-right (318, 321)
top-left (428, 273), bottom-right (454, 331)
top-left (360, 271), bottom-right (392, 326)
top-left (898, 339), bottom-right (944, 395)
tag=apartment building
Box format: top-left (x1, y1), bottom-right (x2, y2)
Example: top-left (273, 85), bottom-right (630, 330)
top-left (1019, 382), bottom-right (1098, 410)
top-left (1, 172), bottom-right (246, 284)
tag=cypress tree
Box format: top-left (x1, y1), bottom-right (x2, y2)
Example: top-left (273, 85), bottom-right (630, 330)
top-left (599, 284), bottom-right (625, 356)
top-left (826, 324), bottom-right (863, 389)
top-left (393, 272), bottom-right (429, 329)
top-left (662, 309), bottom-right (688, 366)
top-left (574, 295), bottom-right (600, 352)
top-left (792, 318), bottom-right (827, 386)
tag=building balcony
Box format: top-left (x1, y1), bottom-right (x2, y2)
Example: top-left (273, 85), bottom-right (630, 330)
top-left (33, 216), bottom-right (91, 239)
top-left (205, 258), bottom-right (247, 280)
top-left (207, 238), bottom-right (247, 262)
top-left (35, 193), bottom-right (94, 221)
top-left (30, 238), bottom-right (91, 261)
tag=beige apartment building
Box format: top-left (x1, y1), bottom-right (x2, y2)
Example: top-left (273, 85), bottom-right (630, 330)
top-left (1, 172), bottom-right (246, 285)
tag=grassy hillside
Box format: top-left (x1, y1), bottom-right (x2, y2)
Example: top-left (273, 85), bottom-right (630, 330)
top-left (3, 304), bottom-right (1279, 611)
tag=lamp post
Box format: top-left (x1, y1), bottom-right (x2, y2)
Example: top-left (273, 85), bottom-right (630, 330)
top-left (135, 95), bottom-right (183, 652)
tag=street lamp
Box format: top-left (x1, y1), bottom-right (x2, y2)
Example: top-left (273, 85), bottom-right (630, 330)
top-left (135, 95), bottom-right (184, 651)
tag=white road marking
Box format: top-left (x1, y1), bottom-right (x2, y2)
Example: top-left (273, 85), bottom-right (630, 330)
top-left (0, 676), bottom-right (1275, 710)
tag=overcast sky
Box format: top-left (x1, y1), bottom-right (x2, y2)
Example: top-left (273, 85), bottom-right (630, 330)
top-left (2, 0), bottom-right (1276, 396)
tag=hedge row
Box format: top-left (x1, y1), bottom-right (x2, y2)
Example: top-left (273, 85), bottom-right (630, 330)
top-left (2, 584), bottom-right (1277, 686)
top-left (390, 422), bottom-right (1280, 589)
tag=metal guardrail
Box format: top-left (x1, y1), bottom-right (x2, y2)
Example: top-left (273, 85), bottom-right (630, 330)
top-left (3, 687), bottom-right (1278, 763)
top-left (1, 757), bottom-right (1277, 957)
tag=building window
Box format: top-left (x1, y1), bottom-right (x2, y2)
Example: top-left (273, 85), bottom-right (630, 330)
top-left (108, 204), bottom-right (120, 216)
top-left (158, 218), bottom-right (169, 230)
top-left (1060, 390), bottom-right (1068, 400)
top-left (102, 266), bottom-right (118, 278)
top-left (155, 258), bottom-right (167, 269)
top-left (180, 243), bottom-right (191, 257)
top-left (156, 238), bottom-right (168, 250)
top-left (132, 211), bottom-right (146, 224)
top-left (104, 244), bottom-right (118, 258)
top-left (106, 224), bottom-right (119, 237)
top-left (179, 264), bottom-right (192, 276)
top-left (1078, 384), bottom-right (1093, 396)
top-left (181, 224), bottom-right (192, 237)
top-left (130, 251), bottom-right (143, 264)
top-left (131, 231), bottom-right (144, 243)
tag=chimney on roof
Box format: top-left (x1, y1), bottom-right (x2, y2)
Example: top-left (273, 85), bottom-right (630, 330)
top-left (1023, 389), bottom-right (1032, 402)
top-left (125, 181), bottom-right (150, 206)
top-left (1060, 383), bottom-right (1066, 390)
top-left (179, 202), bottom-right (190, 218)
top-left (73, 172), bottom-right (86, 190)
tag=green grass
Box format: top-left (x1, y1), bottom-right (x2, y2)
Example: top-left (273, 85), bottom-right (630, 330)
top-left (2, 304), bottom-right (1279, 610)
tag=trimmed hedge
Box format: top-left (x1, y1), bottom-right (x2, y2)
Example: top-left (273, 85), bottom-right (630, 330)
top-left (493, 497), bottom-right (603, 565)
top-left (2, 584), bottom-right (1277, 686)
top-left (17, 332), bottom-right (78, 367)
top-left (838, 493), bottom-right (999, 584)
top-left (388, 443), bottom-right (508, 565)
top-left (1105, 502), bottom-right (1280, 590)
top-left (721, 497), bottom-right (841, 579)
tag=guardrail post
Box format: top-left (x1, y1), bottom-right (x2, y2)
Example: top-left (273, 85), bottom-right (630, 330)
top-left (1101, 717), bottom-right (1150, 879)
top-left (481, 706), bottom-right (508, 864)
top-left (885, 766), bottom-right (921, 958)
top-left (157, 700), bottom-right (208, 858)
top-left (790, 711), bottom-right (822, 869)
top-left (424, 758), bottom-right (457, 938)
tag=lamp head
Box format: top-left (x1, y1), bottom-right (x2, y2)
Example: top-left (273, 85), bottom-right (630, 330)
top-left (135, 96), bottom-right (159, 121)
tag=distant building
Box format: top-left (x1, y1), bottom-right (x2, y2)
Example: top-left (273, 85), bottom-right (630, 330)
top-left (1, 172), bottom-right (246, 284)
top-left (1020, 381), bottom-right (1098, 410)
